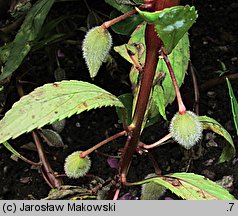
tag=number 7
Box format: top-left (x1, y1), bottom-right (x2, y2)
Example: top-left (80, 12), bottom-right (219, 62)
top-left (229, 203), bottom-right (234, 211)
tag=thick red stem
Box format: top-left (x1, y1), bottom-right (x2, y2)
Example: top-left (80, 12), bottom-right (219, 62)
top-left (120, 24), bottom-right (160, 181)
top-left (119, 0), bottom-right (180, 183)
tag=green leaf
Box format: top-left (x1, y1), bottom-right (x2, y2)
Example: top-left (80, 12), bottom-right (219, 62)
top-left (198, 116), bottom-right (236, 163)
top-left (133, 0), bottom-right (144, 4)
top-left (0, 80), bottom-right (124, 144)
top-left (2, 141), bottom-right (25, 160)
top-left (135, 173), bottom-right (235, 200)
top-left (226, 78), bottom-right (238, 136)
top-left (115, 0), bottom-right (134, 5)
top-left (32, 33), bottom-right (68, 51)
top-left (36, 15), bottom-right (78, 40)
top-left (82, 26), bottom-right (112, 79)
top-left (116, 93), bottom-right (133, 125)
top-left (137, 5), bottom-right (197, 53)
top-left (151, 85), bottom-right (166, 120)
top-left (0, 0), bottom-right (55, 81)
top-left (161, 34), bottom-right (189, 106)
top-left (116, 93), bottom-right (161, 128)
top-left (10, 0), bottom-right (31, 18)
top-left (0, 43), bottom-right (13, 64)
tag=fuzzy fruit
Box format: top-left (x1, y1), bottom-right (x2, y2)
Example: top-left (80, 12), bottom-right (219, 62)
top-left (141, 173), bottom-right (166, 200)
top-left (82, 25), bottom-right (112, 79)
top-left (64, 151), bottom-right (91, 178)
top-left (169, 111), bottom-right (202, 149)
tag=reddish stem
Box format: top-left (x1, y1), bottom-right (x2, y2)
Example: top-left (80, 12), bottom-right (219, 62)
top-left (80, 130), bottom-right (127, 158)
top-left (128, 50), bottom-right (144, 73)
top-left (119, 0), bottom-right (180, 184)
top-left (141, 132), bottom-right (173, 149)
top-left (32, 131), bottom-right (62, 188)
top-left (119, 23), bottom-right (161, 181)
top-left (147, 151), bottom-right (161, 175)
top-left (113, 188), bottom-right (121, 200)
top-left (103, 10), bottom-right (137, 29)
top-left (16, 78), bottom-right (62, 188)
top-left (103, 3), bottom-right (153, 29)
top-left (161, 52), bottom-right (186, 114)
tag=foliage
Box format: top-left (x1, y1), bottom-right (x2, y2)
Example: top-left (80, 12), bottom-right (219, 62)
top-left (0, 81), bottom-right (124, 144)
top-left (198, 115), bottom-right (236, 163)
top-left (136, 5), bottom-right (198, 53)
top-left (226, 78), bottom-right (238, 136)
top-left (135, 173), bottom-right (235, 200)
top-left (0, 0), bottom-right (55, 81)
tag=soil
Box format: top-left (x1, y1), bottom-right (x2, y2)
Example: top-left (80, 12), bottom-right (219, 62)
top-left (0, 0), bottom-right (238, 200)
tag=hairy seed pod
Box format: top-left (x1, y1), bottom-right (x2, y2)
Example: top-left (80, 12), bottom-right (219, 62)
top-left (64, 151), bottom-right (91, 178)
top-left (141, 173), bottom-right (166, 200)
top-left (169, 111), bottom-right (203, 149)
top-left (82, 25), bottom-right (112, 79)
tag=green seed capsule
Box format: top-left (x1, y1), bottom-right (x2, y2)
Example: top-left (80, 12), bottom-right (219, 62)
top-left (64, 151), bottom-right (91, 178)
top-left (169, 111), bottom-right (203, 149)
top-left (141, 173), bottom-right (166, 200)
top-left (82, 25), bottom-right (112, 79)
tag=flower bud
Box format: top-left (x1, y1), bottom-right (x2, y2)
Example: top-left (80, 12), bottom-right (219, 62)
top-left (169, 111), bottom-right (202, 149)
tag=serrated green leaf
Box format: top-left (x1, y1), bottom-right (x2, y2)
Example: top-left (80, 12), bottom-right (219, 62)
top-left (137, 5), bottom-right (197, 53)
top-left (198, 116), bottom-right (235, 163)
top-left (0, 0), bottom-right (55, 81)
top-left (226, 78), bottom-right (238, 136)
top-left (135, 173), bottom-right (235, 200)
top-left (0, 80), bottom-right (124, 144)
top-left (82, 26), bottom-right (112, 78)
